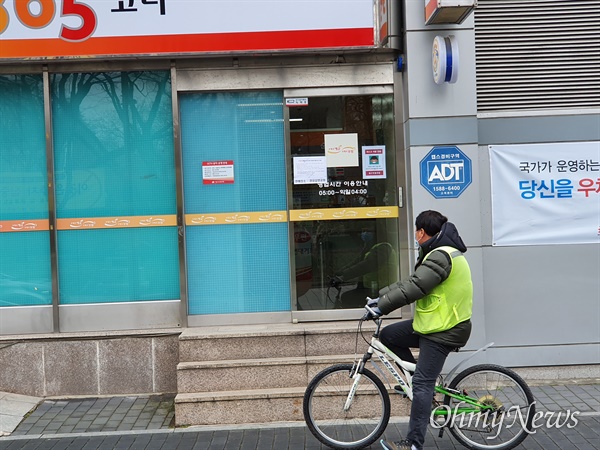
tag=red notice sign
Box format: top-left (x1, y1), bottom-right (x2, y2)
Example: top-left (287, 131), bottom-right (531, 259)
top-left (202, 161), bottom-right (234, 185)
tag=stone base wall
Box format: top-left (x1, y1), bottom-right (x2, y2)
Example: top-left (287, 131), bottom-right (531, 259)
top-left (0, 330), bottom-right (180, 397)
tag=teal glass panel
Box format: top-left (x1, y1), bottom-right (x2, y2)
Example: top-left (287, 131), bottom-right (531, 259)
top-left (0, 233), bottom-right (52, 306)
top-left (181, 92), bottom-right (287, 212)
top-left (180, 91), bottom-right (290, 315)
top-left (51, 71), bottom-right (179, 304)
top-left (186, 224), bottom-right (290, 315)
top-left (51, 72), bottom-right (176, 218)
top-left (57, 228), bottom-right (179, 304)
top-left (0, 74), bottom-right (51, 307)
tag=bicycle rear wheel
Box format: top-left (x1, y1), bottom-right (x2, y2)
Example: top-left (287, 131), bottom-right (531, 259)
top-left (444, 364), bottom-right (535, 450)
top-left (303, 363), bottom-right (391, 449)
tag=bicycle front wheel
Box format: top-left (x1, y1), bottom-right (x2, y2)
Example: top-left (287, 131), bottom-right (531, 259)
top-left (444, 364), bottom-right (535, 450)
top-left (303, 363), bottom-right (391, 449)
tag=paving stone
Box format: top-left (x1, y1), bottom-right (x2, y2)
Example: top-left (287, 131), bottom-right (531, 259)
top-left (3, 384), bottom-right (599, 449)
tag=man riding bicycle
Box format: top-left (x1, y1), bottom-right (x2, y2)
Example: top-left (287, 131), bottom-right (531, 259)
top-left (369, 210), bottom-right (473, 450)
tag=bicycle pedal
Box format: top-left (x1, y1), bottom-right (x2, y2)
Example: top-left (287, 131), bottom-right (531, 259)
top-left (393, 385), bottom-right (408, 397)
top-left (380, 439), bottom-right (393, 450)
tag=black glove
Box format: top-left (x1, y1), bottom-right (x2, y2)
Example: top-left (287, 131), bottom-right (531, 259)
top-left (365, 297), bottom-right (382, 318)
top-left (329, 275), bottom-right (343, 288)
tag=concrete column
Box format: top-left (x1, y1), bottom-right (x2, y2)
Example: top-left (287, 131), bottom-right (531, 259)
top-left (400, 1), bottom-right (486, 354)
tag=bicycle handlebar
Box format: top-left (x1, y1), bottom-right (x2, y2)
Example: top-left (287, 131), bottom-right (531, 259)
top-left (327, 275), bottom-right (343, 290)
top-left (363, 304), bottom-right (381, 321)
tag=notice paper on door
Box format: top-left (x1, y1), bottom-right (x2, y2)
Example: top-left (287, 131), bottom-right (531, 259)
top-left (362, 145), bottom-right (386, 179)
top-left (293, 156), bottom-right (328, 184)
top-left (325, 133), bottom-right (359, 167)
top-left (202, 160), bottom-right (234, 184)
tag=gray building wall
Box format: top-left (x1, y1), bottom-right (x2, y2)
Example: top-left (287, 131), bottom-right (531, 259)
top-left (401, 0), bottom-right (600, 370)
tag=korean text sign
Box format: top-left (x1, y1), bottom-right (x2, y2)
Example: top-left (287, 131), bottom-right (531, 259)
top-left (420, 145), bottom-right (472, 199)
top-left (202, 161), bottom-right (234, 185)
top-left (293, 157), bottom-right (327, 185)
top-left (0, 0), bottom-right (375, 60)
top-left (362, 145), bottom-right (386, 179)
top-left (489, 142), bottom-right (600, 246)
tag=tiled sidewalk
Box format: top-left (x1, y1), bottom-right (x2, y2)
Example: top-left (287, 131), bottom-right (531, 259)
top-left (9, 394), bottom-right (174, 436)
top-left (0, 384), bottom-right (599, 450)
top-left (530, 383), bottom-right (600, 413)
top-left (1, 412), bottom-right (599, 450)
top-left (7, 383), bottom-right (600, 437)
top-left (2, 383), bottom-right (599, 442)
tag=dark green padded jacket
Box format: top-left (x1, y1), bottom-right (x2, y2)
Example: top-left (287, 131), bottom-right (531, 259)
top-left (377, 222), bottom-right (472, 348)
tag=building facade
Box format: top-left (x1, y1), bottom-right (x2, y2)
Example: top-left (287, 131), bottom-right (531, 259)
top-left (0, 0), bottom-right (598, 395)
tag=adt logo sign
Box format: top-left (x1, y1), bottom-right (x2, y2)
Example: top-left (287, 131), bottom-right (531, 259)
top-left (420, 146), bottom-right (472, 199)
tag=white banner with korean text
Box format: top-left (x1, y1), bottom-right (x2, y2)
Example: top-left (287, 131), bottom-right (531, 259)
top-left (489, 141), bottom-right (600, 246)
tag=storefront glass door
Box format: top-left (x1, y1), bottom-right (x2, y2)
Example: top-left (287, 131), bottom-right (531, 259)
top-left (180, 91), bottom-right (291, 316)
top-left (286, 91), bottom-right (400, 317)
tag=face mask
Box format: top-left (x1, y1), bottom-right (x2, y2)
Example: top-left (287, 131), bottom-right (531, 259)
top-left (361, 231), bottom-right (374, 243)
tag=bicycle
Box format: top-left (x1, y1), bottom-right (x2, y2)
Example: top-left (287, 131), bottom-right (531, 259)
top-left (326, 276), bottom-right (376, 310)
top-left (326, 277), bottom-right (343, 309)
top-left (303, 307), bottom-right (536, 450)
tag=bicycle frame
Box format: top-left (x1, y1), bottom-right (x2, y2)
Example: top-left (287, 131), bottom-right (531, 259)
top-left (345, 318), bottom-right (496, 418)
top-left (370, 338), bottom-right (416, 399)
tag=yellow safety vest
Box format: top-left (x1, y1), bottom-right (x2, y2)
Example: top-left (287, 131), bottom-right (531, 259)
top-left (413, 246), bottom-right (473, 334)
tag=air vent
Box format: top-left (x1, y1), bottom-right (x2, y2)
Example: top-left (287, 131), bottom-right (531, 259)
top-left (475, 0), bottom-right (600, 112)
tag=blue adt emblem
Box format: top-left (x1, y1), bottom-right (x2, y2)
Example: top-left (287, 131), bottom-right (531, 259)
top-left (420, 146), bottom-right (472, 199)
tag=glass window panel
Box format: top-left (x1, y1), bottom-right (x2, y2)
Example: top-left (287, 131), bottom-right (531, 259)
top-left (290, 94), bottom-right (400, 311)
top-left (181, 91), bottom-right (290, 315)
top-left (57, 228), bottom-right (179, 304)
top-left (181, 92), bottom-right (287, 213)
top-left (52, 72), bottom-right (176, 218)
top-left (290, 95), bottom-right (397, 209)
top-left (51, 71), bottom-right (179, 304)
top-left (295, 218), bottom-right (399, 310)
top-left (186, 224), bottom-right (290, 315)
top-left (0, 74), bottom-right (51, 307)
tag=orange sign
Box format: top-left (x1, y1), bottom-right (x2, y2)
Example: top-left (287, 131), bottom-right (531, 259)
top-left (0, 219), bottom-right (49, 233)
top-left (290, 206), bottom-right (399, 222)
top-left (185, 211), bottom-right (287, 226)
top-left (56, 215), bottom-right (177, 230)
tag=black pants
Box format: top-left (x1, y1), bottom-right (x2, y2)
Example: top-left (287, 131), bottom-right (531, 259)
top-left (380, 319), bottom-right (453, 450)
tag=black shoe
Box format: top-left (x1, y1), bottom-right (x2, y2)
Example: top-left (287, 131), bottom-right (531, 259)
top-left (380, 438), bottom-right (413, 450)
top-left (393, 385), bottom-right (408, 397)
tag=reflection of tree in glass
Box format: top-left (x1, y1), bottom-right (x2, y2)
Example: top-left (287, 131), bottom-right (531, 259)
top-left (51, 71), bottom-right (173, 215)
top-left (53, 73), bottom-right (104, 162)
top-left (53, 71), bottom-right (170, 158)
top-left (97, 72), bottom-right (171, 151)
top-left (0, 75), bottom-right (48, 218)
top-left (0, 75), bottom-right (45, 172)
